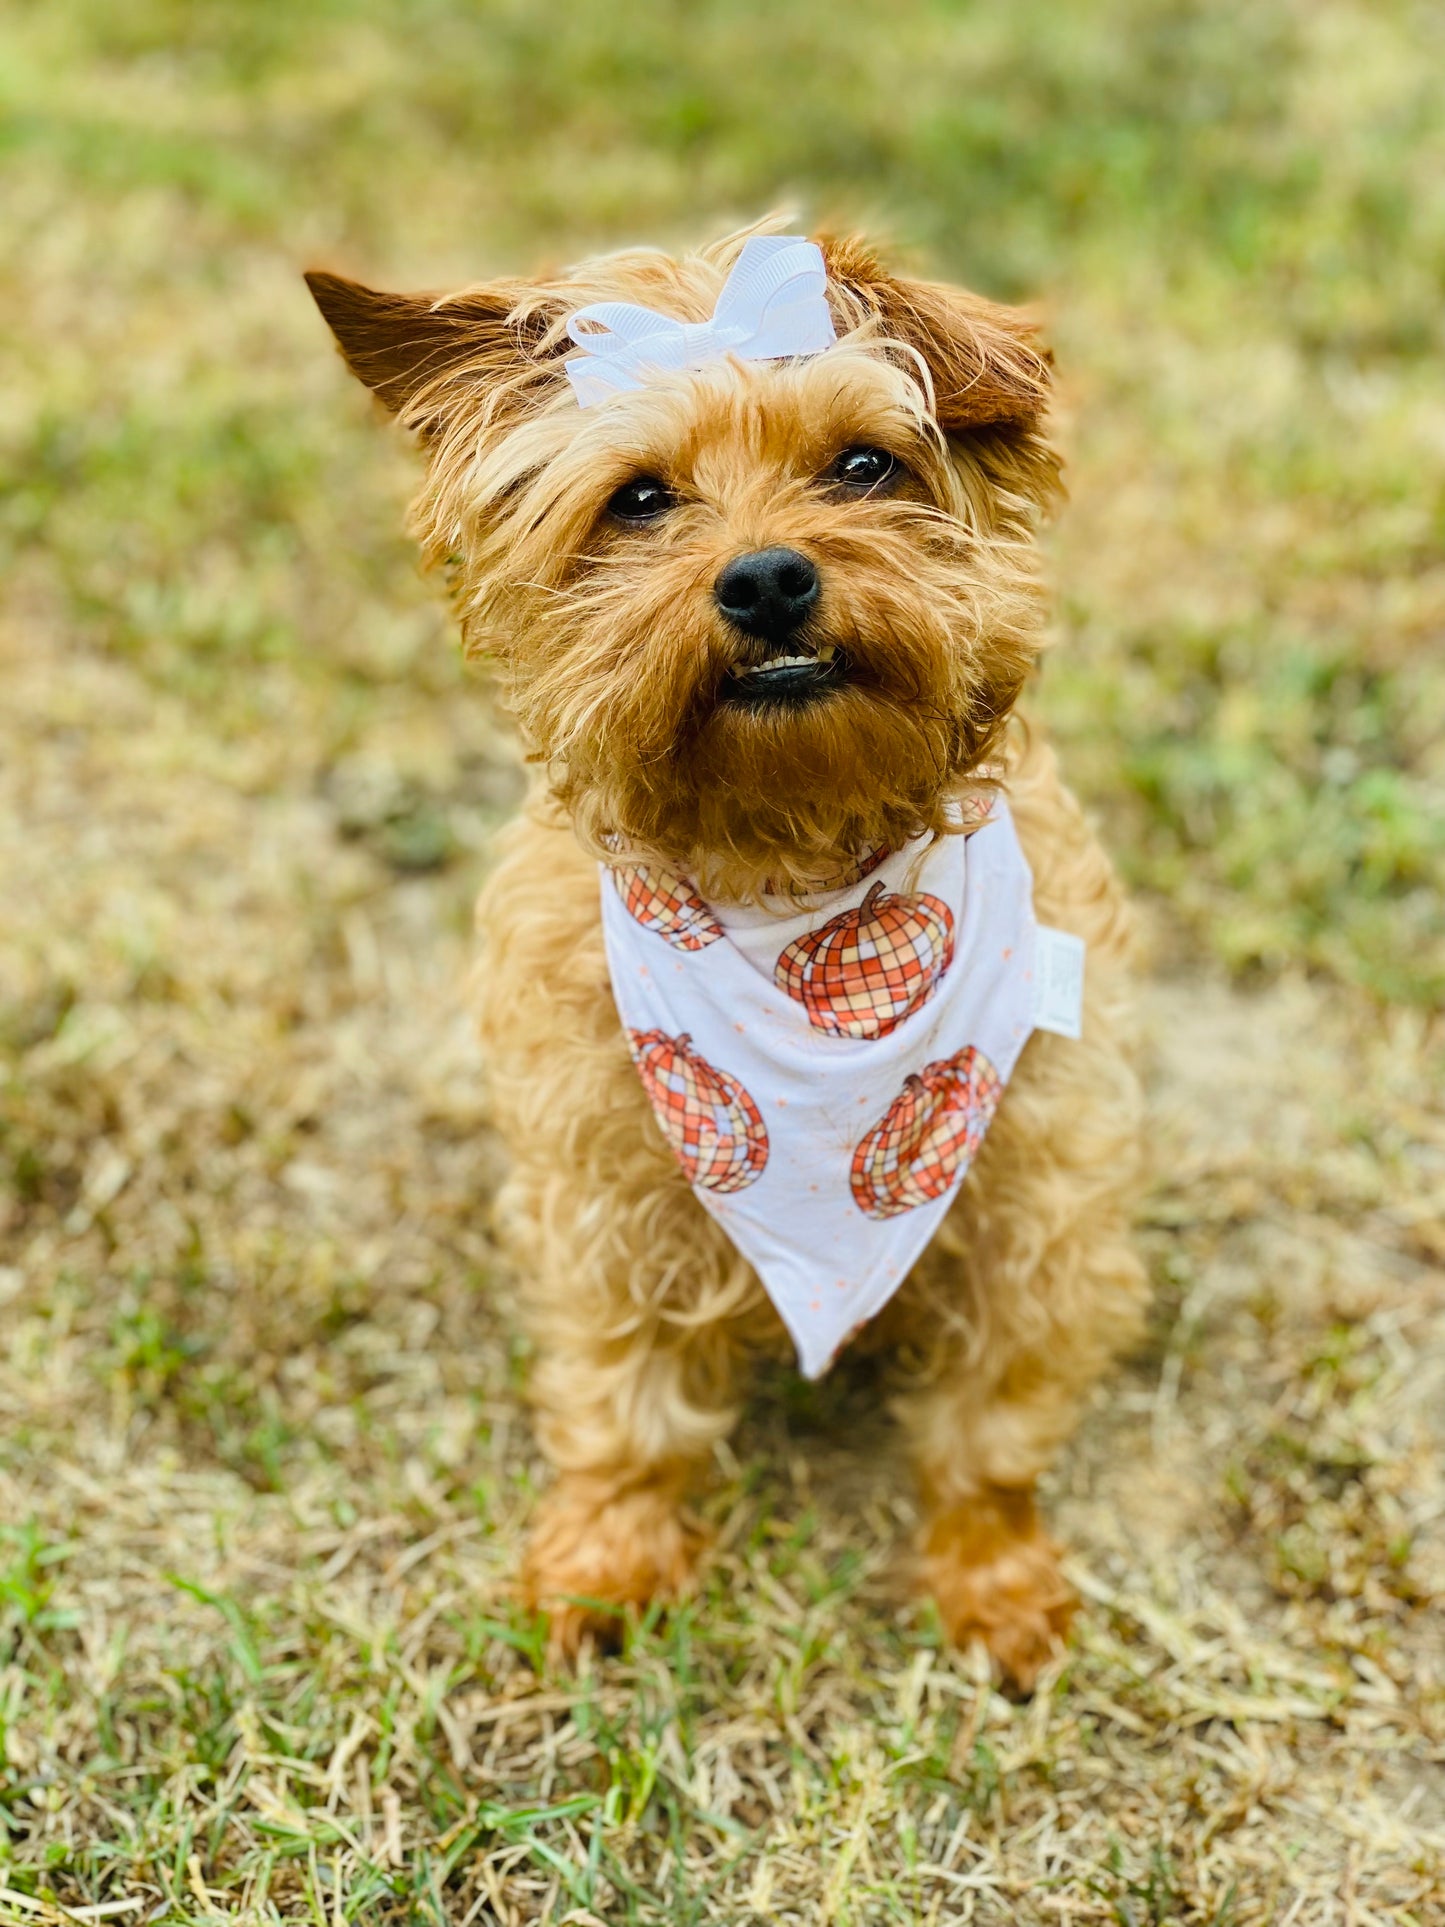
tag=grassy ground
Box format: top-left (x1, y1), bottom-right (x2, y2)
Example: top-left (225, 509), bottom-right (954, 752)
top-left (2, 1), bottom-right (1443, 1920)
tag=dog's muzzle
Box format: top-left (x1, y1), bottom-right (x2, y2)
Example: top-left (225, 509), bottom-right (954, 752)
top-left (715, 546), bottom-right (844, 704)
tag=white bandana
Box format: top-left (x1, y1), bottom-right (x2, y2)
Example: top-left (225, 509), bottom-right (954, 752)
top-left (599, 801), bottom-right (1048, 1377)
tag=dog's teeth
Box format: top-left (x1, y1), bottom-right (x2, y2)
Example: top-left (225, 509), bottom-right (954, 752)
top-left (751, 654), bottom-right (814, 673)
top-left (814, 643), bottom-right (836, 663)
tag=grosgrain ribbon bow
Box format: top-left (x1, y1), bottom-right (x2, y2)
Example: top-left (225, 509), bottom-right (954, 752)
top-left (564, 235), bottom-right (837, 407)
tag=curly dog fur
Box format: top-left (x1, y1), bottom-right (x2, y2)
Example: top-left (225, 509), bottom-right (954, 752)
top-left (307, 218), bottom-right (1147, 1688)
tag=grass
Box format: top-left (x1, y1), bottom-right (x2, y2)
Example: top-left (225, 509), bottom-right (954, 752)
top-left (1, 0), bottom-right (1443, 1919)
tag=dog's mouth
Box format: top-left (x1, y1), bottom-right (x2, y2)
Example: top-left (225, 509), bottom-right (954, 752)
top-left (721, 642), bottom-right (847, 708)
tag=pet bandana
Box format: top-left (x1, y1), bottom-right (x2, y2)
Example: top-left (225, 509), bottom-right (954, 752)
top-left (565, 235), bottom-right (837, 407)
top-left (600, 800), bottom-right (1073, 1377)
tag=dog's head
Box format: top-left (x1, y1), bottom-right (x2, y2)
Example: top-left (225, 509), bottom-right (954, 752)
top-left (307, 221), bottom-right (1059, 897)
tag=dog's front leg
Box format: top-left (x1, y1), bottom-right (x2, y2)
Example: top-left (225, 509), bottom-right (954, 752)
top-left (896, 1195), bottom-right (1146, 1689)
top-left (514, 1162), bottom-right (754, 1656)
top-left (890, 1005), bottom-right (1148, 1690)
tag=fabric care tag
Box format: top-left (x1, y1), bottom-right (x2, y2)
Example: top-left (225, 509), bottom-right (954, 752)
top-left (1032, 925), bottom-right (1086, 1040)
top-left (599, 803), bottom-right (1043, 1379)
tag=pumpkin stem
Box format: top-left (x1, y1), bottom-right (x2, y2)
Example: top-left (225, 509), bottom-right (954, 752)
top-left (860, 880), bottom-right (887, 915)
top-left (675, 1032), bottom-right (692, 1050)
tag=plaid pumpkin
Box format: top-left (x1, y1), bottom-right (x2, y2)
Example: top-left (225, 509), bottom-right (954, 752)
top-left (628, 1030), bottom-right (769, 1193)
top-left (775, 881), bottom-right (955, 1039)
top-left (842, 842), bottom-right (892, 884)
top-left (851, 1047), bottom-right (1003, 1219)
top-left (611, 863), bottom-right (723, 950)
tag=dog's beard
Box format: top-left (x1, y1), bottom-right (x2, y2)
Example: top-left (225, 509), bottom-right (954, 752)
top-left (505, 541), bottom-right (1035, 901)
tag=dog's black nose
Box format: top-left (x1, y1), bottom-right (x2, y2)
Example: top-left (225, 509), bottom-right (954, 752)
top-left (714, 547), bottom-right (819, 639)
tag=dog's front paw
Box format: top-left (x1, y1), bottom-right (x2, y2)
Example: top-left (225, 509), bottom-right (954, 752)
top-left (922, 1488), bottom-right (1076, 1693)
top-left (521, 1472), bottom-right (704, 1657)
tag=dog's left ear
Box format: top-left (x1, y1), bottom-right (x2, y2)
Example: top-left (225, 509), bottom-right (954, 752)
top-left (820, 234), bottom-right (1051, 435)
top-left (304, 269), bottom-right (552, 433)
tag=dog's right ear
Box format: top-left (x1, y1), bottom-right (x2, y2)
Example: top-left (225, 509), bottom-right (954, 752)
top-left (304, 270), bottom-right (549, 429)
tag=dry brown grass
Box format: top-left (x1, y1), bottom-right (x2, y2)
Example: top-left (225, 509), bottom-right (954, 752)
top-left (3, 0), bottom-right (1444, 1919)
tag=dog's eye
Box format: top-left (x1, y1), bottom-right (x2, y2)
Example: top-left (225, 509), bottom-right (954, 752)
top-left (607, 476), bottom-right (675, 523)
top-left (830, 446), bottom-right (898, 494)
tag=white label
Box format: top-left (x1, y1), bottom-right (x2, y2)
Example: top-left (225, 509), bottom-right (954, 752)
top-left (1033, 925), bottom-right (1085, 1040)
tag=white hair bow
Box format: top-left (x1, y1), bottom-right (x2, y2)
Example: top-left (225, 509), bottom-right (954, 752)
top-left (564, 235), bottom-right (837, 407)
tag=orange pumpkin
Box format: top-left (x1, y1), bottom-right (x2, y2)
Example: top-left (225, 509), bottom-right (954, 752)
top-left (759, 844), bottom-right (889, 897)
top-left (612, 863), bottom-right (723, 950)
top-left (628, 1030), bottom-right (769, 1193)
top-left (836, 842), bottom-right (892, 885)
top-left (775, 880), bottom-right (955, 1038)
top-left (851, 1047), bottom-right (1002, 1218)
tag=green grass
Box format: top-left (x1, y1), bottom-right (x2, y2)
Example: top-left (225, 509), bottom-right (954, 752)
top-left (2, 0), bottom-right (1444, 1920)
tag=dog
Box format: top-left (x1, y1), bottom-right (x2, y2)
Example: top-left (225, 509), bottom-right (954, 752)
top-left (306, 219), bottom-right (1147, 1689)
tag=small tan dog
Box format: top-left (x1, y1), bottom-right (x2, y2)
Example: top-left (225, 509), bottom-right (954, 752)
top-left (307, 220), bottom-right (1146, 1688)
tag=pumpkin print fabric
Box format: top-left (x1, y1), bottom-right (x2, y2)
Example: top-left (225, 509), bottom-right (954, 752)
top-left (612, 863), bottom-right (724, 950)
top-left (599, 797), bottom-right (1047, 1379)
top-left (775, 880), bottom-right (955, 1038)
top-left (851, 1047), bottom-right (1004, 1219)
top-left (627, 1029), bottom-right (769, 1192)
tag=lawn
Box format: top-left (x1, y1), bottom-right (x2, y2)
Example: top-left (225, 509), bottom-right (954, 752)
top-left (1, 1), bottom-right (1442, 1920)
